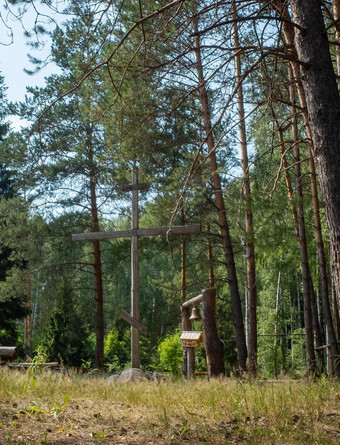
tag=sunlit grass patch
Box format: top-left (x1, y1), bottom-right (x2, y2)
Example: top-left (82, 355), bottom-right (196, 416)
top-left (0, 367), bottom-right (339, 444)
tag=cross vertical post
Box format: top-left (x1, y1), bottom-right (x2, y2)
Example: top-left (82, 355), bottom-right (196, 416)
top-left (131, 168), bottom-right (140, 368)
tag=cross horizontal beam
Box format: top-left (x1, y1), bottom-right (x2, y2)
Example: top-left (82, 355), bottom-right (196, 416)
top-left (72, 224), bottom-right (201, 242)
top-left (121, 309), bottom-right (148, 336)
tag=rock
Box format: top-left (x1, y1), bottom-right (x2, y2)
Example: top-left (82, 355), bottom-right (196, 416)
top-left (106, 374), bottom-right (120, 382)
top-left (152, 371), bottom-right (166, 382)
top-left (116, 368), bottom-right (148, 383)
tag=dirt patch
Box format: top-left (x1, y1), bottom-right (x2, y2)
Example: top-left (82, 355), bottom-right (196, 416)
top-left (0, 399), bottom-right (225, 445)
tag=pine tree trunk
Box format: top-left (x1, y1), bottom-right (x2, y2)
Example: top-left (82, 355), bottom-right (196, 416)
top-left (180, 233), bottom-right (190, 377)
top-left (24, 268), bottom-right (32, 356)
top-left (273, 0), bottom-right (340, 376)
top-left (206, 224), bottom-right (215, 288)
top-left (274, 271), bottom-right (281, 377)
top-left (88, 135), bottom-right (104, 369)
top-left (193, 17), bottom-right (247, 372)
top-left (310, 276), bottom-right (326, 372)
top-left (333, 0), bottom-right (340, 88)
top-left (231, 0), bottom-right (257, 376)
top-left (290, 0), bottom-right (340, 320)
top-left (274, 115), bottom-right (316, 374)
top-left (289, 72), bottom-right (317, 375)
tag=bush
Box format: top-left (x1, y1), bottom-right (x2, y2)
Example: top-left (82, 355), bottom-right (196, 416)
top-left (104, 327), bottom-right (130, 373)
top-left (157, 331), bottom-right (182, 376)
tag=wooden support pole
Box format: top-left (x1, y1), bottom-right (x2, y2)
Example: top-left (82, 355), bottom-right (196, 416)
top-left (131, 168), bottom-right (140, 369)
top-left (187, 347), bottom-right (195, 380)
top-left (202, 288), bottom-right (225, 377)
top-left (181, 305), bottom-right (192, 377)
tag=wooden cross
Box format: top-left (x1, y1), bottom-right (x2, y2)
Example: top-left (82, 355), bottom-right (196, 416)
top-left (73, 168), bottom-right (200, 369)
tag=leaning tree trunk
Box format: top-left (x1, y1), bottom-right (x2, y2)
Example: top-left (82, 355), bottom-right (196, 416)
top-left (273, 0), bottom-right (340, 377)
top-left (193, 16), bottom-right (247, 372)
top-left (274, 121), bottom-right (316, 374)
top-left (231, 0), bottom-right (257, 376)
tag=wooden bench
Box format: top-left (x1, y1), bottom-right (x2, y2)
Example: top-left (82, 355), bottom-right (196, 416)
top-left (0, 347), bottom-right (19, 362)
top-left (9, 362), bottom-right (59, 369)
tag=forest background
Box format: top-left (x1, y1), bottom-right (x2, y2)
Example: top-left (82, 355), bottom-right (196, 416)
top-left (1, 0), bottom-right (340, 379)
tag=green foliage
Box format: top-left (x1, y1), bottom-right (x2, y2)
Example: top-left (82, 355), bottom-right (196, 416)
top-left (104, 327), bottom-right (130, 373)
top-left (41, 282), bottom-right (94, 367)
top-left (157, 331), bottom-right (182, 376)
top-left (24, 346), bottom-right (47, 392)
top-left (51, 393), bottom-right (71, 418)
top-left (0, 179), bottom-right (29, 346)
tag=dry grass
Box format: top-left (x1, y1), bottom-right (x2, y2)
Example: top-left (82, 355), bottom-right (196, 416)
top-left (0, 367), bottom-right (339, 444)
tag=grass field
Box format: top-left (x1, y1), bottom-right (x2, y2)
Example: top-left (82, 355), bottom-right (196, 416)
top-left (0, 367), bottom-right (339, 444)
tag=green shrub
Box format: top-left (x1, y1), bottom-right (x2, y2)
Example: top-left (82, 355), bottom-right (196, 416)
top-left (158, 331), bottom-right (182, 376)
top-left (104, 327), bottom-right (130, 373)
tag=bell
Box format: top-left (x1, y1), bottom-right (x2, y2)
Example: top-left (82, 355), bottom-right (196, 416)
top-left (189, 306), bottom-right (201, 321)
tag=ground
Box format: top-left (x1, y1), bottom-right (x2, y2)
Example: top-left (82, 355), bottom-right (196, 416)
top-left (0, 370), bottom-right (339, 444)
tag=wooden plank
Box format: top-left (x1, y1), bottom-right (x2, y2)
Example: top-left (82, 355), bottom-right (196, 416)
top-left (121, 309), bottom-right (148, 336)
top-left (120, 182), bottom-right (149, 192)
top-left (9, 362), bottom-right (58, 368)
top-left (182, 293), bottom-right (203, 308)
top-left (72, 224), bottom-right (201, 242)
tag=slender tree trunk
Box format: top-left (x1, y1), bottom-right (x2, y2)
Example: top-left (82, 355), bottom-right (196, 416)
top-left (274, 271), bottom-right (281, 377)
top-left (88, 133), bottom-right (104, 370)
top-left (193, 17), bottom-right (247, 372)
top-left (273, 0), bottom-right (340, 376)
top-left (289, 71), bottom-right (317, 374)
top-left (24, 268), bottom-right (32, 355)
top-left (273, 113), bottom-right (318, 373)
top-left (310, 277), bottom-right (326, 372)
top-left (206, 223), bottom-right (215, 288)
top-left (180, 221), bottom-right (190, 376)
top-left (275, 126), bottom-right (316, 374)
top-left (231, 0), bottom-right (257, 376)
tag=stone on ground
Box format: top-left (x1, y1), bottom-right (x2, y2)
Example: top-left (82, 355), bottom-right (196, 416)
top-left (116, 367), bottom-right (148, 383)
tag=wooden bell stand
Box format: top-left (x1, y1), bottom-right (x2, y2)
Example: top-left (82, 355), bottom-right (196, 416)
top-left (181, 288), bottom-right (225, 379)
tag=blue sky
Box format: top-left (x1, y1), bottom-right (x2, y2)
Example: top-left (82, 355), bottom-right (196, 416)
top-left (1, 2), bottom-right (61, 128)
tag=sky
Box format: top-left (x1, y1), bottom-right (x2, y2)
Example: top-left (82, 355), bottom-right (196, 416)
top-left (0, 2), bottom-right (61, 129)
